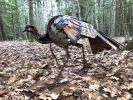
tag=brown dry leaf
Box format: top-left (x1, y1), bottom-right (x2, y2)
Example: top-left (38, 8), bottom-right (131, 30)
top-left (0, 41), bottom-right (133, 100)
top-left (7, 74), bottom-right (17, 85)
top-left (89, 84), bottom-right (100, 91)
top-left (0, 88), bottom-right (8, 97)
top-left (109, 85), bottom-right (121, 97)
top-left (117, 92), bottom-right (132, 100)
top-left (128, 82), bottom-right (133, 89)
top-left (39, 92), bottom-right (59, 100)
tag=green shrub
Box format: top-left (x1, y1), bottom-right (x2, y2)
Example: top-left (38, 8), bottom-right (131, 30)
top-left (124, 40), bottom-right (133, 50)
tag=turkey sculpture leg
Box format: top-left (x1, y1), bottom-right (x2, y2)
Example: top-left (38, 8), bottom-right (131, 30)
top-left (68, 42), bottom-right (87, 68)
top-left (64, 46), bottom-right (70, 61)
top-left (74, 43), bottom-right (87, 68)
top-left (49, 43), bottom-right (59, 65)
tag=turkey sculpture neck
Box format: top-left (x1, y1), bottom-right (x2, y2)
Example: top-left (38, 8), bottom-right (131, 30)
top-left (30, 28), bottom-right (51, 44)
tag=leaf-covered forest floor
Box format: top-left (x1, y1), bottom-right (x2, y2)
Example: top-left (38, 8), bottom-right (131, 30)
top-left (0, 41), bottom-right (133, 100)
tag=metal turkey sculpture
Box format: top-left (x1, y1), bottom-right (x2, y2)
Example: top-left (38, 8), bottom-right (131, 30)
top-left (23, 15), bottom-right (123, 70)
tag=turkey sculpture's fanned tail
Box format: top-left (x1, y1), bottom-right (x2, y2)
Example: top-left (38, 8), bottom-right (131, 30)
top-left (53, 15), bottom-right (123, 54)
top-left (88, 33), bottom-right (123, 54)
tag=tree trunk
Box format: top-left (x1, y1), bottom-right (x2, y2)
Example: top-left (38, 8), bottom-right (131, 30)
top-left (111, 0), bottom-right (116, 37)
top-left (0, 15), bottom-right (7, 40)
top-left (14, 0), bottom-right (21, 40)
top-left (28, 0), bottom-right (34, 42)
top-left (115, 0), bottom-right (128, 37)
top-left (0, 5), bottom-right (7, 41)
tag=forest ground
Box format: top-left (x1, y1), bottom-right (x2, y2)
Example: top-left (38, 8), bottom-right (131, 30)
top-left (0, 41), bottom-right (133, 100)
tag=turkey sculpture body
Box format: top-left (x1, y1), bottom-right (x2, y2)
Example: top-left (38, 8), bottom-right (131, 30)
top-left (23, 15), bottom-right (122, 69)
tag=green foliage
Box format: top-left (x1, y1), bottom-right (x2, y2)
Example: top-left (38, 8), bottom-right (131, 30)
top-left (64, 6), bottom-right (73, 15)
top-left (79, 0), bottom-right (95, 6)
top-left (1, 0), bottom-right (16, 12)
top-left (55, 0), bottom-right (60, 2)
top-left (124, 39), bottom-right (133, 50)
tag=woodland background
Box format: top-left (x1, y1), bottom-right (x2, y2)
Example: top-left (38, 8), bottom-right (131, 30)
top-left (0, 0), bottom-right (133, 100)
top-left (0, 0), bottom-right (133, 42)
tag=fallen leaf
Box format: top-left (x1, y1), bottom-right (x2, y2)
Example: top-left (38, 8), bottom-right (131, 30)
top-left (7, 74), bottom-right (17, 85)
top-left (0, 88), bottom-right (8, 97)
